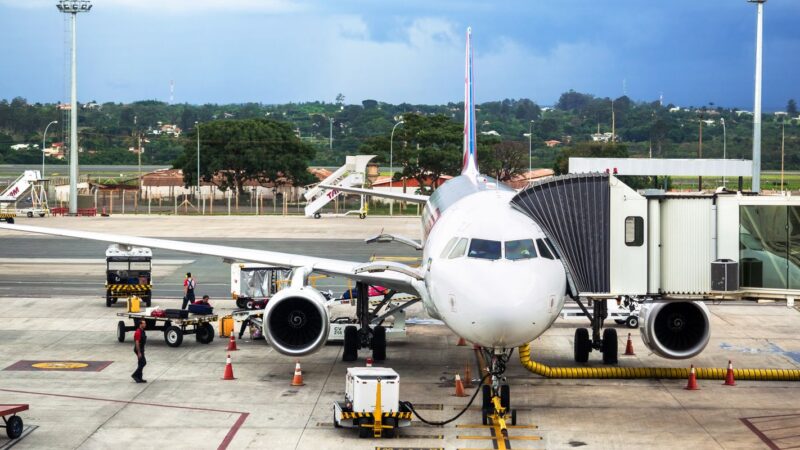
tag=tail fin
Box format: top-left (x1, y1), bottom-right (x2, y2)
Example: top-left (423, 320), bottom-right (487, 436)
top-left (462, 27), bottom-right (479, 178)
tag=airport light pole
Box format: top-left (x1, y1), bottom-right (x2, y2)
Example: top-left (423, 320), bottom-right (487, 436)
top-left (57, 0), bottom-right (92, 215)
top-left (195, 121), bottom-right (201, 212)
top-left (749, 0), bottom-right (766, 193)
top-left (329, 117), bottom-right (334, 150)
top-left (389, 120), bottom-right (404, 216)
top-left (528, 120), bottom-right (534, 177)
top-left (42, 120), bottom-right (58, 179)
top-left (721, 118), bottom-right (727, 187)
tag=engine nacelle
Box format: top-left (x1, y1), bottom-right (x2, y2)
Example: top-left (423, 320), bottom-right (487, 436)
top-left (262, 286), bottom-right (329, 357)
top-left (640, 301), bottom-right (711, 359)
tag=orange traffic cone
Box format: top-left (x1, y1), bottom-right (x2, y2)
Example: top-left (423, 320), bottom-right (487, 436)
top-left (291, 361), bottom-right (305, 386)
top-left (227, 332), bottom-right (238, 351)
top-left (624, 333), bottom-right (636, 356)
top-left (464, 363), bottom-right (473, 388)
top-left (685, 365), bottom-right (698, 390)
top-left (222, 354), bottom-right (235, 380)
top-left (457, 336), bottom-right (467, 346)
top-left (453, 374), bottom-right (467, 397)
top-left (724, 360), bottom-right (736, 386)
top-left (366, 357), bottom-right (373, 367)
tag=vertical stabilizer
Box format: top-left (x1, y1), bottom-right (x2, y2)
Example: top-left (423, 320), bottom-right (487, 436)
top-left (462, 27), bottom-right (480, 178)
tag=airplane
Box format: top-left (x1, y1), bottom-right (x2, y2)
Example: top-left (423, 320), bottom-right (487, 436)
top-left (0, 28), bottom-right (710, 430)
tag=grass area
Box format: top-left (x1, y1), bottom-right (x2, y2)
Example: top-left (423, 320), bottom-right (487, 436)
top-left (669, 173), bottom-right (800, 191)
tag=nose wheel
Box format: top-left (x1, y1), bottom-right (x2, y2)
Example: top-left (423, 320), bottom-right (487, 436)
top-left (480, 349), bottom-right (517, 435)
top-left (572, 298), bottom-right (619, 364)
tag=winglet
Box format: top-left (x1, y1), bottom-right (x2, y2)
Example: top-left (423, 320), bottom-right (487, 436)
top-left (461, 27), bottom-right (479, 178)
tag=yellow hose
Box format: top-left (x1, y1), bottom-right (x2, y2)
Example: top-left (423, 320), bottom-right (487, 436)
top-left (518, 343), bottom-right (800, 381)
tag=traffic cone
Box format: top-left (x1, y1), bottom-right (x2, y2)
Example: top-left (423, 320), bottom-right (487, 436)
top-left (624, 333), bottom-right (636, 356)
top-left (227, 332), bottom-right (238, 351)
top-left (366, 357), bottom-right (373, 367)
top-left (724, 360), bottom-right (736, 386)
top-left (291, 361), bottom-right (305, 386)
top-left (457, 336), bottom-right (467, 346)
top-left (685, 365), bottom-right (698, 390)
top-left (222, 354), bottom-right (235, 380)
top-left (464, 363), bottom-right (473, 388)
top-left (453, 374), bottom-right (467, 397)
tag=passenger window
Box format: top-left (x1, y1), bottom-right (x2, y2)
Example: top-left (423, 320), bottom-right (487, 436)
top-left (625, 216), bottom-right (644, 247)
top-left (536, 239), bottom-right (554, 259)
top-left (544, 238), bottom-right (561, 260)
top-left (468, 239), bottom-right (501, 260)
top-left (505, 239), bottom-right (537, 261)
top-left (448, 238), bottom-right (468, 259)
top-left (440, 237), bottom-right (459, 258)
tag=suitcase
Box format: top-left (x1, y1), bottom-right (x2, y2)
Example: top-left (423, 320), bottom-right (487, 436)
top-left (188, 304), bottom-right (213, 315)
top-left (165, 308), bottom-right (188, 319)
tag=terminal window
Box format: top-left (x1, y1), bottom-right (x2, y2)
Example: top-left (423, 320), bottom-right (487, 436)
top-left (739, 205), bottom-right (800, 289)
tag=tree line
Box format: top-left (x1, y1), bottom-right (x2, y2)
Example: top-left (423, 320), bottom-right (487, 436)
top-left (0, 93), bottom-right (797, 188)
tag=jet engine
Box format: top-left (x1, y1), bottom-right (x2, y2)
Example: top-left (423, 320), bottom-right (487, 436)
top-left (262, 286), bottom-right (330, 357)
top-left (640, 301), bottom-right (710, 359)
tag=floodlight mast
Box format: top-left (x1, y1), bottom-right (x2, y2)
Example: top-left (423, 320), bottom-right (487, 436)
top-left (56, 0), bottom-right (92, 215)
top-left (748, 0), bottom-right (766, 193)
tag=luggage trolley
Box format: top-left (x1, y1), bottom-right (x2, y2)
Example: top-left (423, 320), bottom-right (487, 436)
top-left (105, 244), bottom-right (153, 308)
top-left (0, 404), bottom-right (28, 439)
top-left (116, 311), bottom-right (218, 347)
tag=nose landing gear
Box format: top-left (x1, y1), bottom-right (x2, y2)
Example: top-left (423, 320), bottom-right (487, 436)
top-left (480, 349), bottom-right (517, 435)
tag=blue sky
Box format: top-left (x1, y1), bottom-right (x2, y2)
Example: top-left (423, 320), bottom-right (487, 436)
top-left (0, 0), bottom-right (797, 110)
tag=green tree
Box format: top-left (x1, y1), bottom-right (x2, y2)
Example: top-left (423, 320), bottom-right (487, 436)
top-left (174, 119), bottom-right (315, 192)
top-left (788, 99), bottom-right (798, 116)
top-left (394, 114), bottom-right (461, 191)
top-left (478, 139), bottom-right (527, 182)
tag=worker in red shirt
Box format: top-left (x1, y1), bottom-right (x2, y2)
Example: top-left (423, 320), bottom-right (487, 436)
top-left (132, 319), bottom-right (147, 383)
top-left (182, 272), bottom-right (196, 309)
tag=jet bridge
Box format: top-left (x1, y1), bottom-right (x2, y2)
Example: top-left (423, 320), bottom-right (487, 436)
top-left (511, 173), bottom-right (800, 301)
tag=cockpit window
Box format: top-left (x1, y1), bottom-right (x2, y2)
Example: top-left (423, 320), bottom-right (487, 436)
top-left (544, 237), bottom-right (561, 260)
top-left (440, 237), bottom-right (459, 258)
top-left (536, 239), bottom-right (554, 259)
top-left (505, 239), bottom-right (537, 261)
top-left (448, 238), bottom-right (469, 259)
top-left (468, 239), bottom-right (502, 260)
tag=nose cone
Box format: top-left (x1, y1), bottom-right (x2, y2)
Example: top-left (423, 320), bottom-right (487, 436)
top-left (431, 260), bottom-right (564, 348)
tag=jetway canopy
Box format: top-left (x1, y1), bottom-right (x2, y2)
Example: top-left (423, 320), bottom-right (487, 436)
top-left (569, 158), bottom-right (752, 177)
top-left (512, 173), bottom-right (800, 300)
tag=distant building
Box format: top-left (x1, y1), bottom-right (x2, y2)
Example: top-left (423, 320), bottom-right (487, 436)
top-left (44, 142), bottom-right (65, 159)
top-left (590, 132), bottom-right (616, 143)
top-left (669, 106), bottom-right (681, 113)
top-left (544, 140), bottom-right (562, 148)
top-left (702, 119), bottom-right (715, 126)
top-left (735, 110), bottom-right (753, 117)
top-left (480, 130), bottom-right (500, 137)
top-left (10, 144), bottom-right (36, 151)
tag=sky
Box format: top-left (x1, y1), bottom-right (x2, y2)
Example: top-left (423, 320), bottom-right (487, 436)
top-left (0, 0), bottom-right (798, 110)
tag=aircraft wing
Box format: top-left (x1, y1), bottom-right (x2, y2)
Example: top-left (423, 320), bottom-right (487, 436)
top-left (319, 184), bottom-right (429, 204)
top-left (0, 224), bottom-right (424, 294)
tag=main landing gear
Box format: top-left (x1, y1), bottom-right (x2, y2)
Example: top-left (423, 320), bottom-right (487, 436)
top-left (342, 282), bottom-right (395, 363)
top-left (573, 298), bottom-right (618, 364)
top-left (480, 349), bottom-right (517, 435)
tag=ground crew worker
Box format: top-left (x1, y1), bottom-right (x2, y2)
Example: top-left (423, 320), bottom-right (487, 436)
top-left (132, 319), bottom-right (147, 383)
top-left (182, 272), bottom-right (196, 309)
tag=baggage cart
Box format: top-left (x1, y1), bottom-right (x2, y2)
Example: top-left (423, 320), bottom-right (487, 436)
top-left (1, 404), bottom-right (28, 439)
top-left (116, 311), bottom-right (218, 347)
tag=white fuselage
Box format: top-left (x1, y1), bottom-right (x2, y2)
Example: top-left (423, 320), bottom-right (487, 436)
top-left (417, 175), bottom-right (567, 349)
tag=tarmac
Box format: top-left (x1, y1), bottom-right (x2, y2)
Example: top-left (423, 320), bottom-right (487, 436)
top-left (1, 215), bottom-right (800, 449)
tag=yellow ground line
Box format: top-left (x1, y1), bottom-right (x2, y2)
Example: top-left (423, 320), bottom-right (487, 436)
top-left (456, 424), bottom-right (537, 429)
top-left (457, 435), bottom-right (542, 441)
